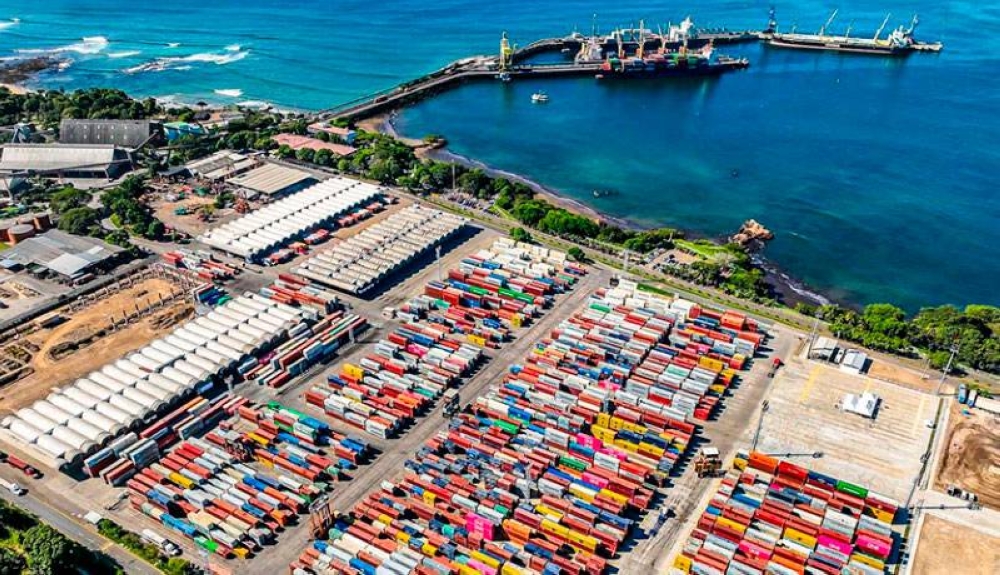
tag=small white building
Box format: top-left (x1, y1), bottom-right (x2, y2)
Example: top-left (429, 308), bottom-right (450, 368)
top-left (840, 349), bottom-right (869, 375)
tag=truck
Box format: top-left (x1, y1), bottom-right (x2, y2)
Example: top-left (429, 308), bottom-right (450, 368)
top-left (140, 529), bottom-right (182, 556)
top-left (0, 478), bottom-right (26, 496)
top-left (5, 455), bottom-right (41, 478)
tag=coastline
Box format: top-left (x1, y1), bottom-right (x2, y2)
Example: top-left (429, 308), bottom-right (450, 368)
top-left (368, 112), bottom-right (831, 308)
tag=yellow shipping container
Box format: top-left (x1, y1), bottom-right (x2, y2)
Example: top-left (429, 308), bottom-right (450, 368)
top-left (851, 553), bottom-right (886, 570)
top-left (715, 517), bottom-right (747, 534)
top-left (639, 442), bottom-right (665, 457)
top-left (471, 551), bottom-right (501, 568)
top-left (709, 384), bottom-right (727, 395)
top-left (565, 529), bottom-right (598, 552)
top-left (783, 527), bottom-right (817, 549)
top-left (456, 564), bottom-right (480, 575)
top-left (608, 416), bottom-right (625, 431)
top-left (396, 530), bottom-right (410, 544)
top-left (510, 315), bottom-right (523, 329)
top-left (733, 456), bottom-right (748, 471)
top-left (613, 439), bottom-right (638, 453)
top-left (168, 472), bottom-right (194, 489)
top-left (865, 505), bottom-right (894, 524)
top-left (540, 519), bottom-right (570, 538)
top-left (534, 504), bottom-right (563, 520)
top-left (377, 514), bottom-right (393, 526)
top-left (567, 485), bottom-right (595, 503)
top-left (673, 555), bottom-right (693, 573)
top-left (423, 491), bottom-right (437, 505)
top-left (247, 432), bottom-right (269, 446)
top-left (502, 563), bottom-right (527, 575)
top-left (232, 548), bottom-right (249, 559)
top-left (621, 421), bottom-right (647, 434)
top-left (468, 334), bottom-right (487, 347)
top-left (343, 364), bottom-right (365, 379)
top-left (596, 413), bottom-right (611, 428)
top-left (599, 489), bottom-right (628, 505)
top-left (591, 425), bottom-right (615, 443)
top-left (421, 542), bottom-right (437, 556)
top-left (699, 356), bottom-right (724, 373)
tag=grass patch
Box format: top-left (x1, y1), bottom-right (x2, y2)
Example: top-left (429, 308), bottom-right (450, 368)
top-left (675, 238), bottom-right (732, 260)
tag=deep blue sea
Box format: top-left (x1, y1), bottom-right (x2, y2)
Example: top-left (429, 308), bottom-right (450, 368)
top-left (0, 1), bottom-right (996, 311)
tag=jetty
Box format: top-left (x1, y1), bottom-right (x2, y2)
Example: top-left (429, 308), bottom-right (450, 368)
top-left (322, 28), bottom-right (754, 122)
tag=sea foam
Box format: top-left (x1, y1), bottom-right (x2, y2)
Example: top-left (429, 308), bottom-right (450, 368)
top-left (214, 88), bottom-right (243, 98)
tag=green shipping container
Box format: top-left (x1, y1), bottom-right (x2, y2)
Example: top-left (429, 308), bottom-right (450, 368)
top-left (559, 455), bottom-right (587, 472)
top-left (590, 303), bottom-right (612, 313)
top-left (494, 420), bottom-right (520, 435)
top-left (195, 536), bottom-right (218, 553)
top-left (468, 286), bottom-right (490, 296)
top-left (836, 480), bottom-right (869, 499)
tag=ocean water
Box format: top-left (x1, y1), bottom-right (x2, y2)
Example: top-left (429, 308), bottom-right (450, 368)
top-left (0, 1), bottom-right (996, 311)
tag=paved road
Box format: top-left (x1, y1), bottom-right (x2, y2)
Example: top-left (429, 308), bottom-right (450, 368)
top-left (0, 469), bottom-right (159, 575)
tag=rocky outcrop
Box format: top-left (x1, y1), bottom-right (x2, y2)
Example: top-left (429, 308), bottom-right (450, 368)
top-left (730, 219), bottom-right (774, 249)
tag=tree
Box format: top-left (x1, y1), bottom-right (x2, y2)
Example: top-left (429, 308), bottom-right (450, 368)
top-left (568, 246), bottom-right (586, 262)
top-left (22, 524), bottom-right (81, 575)
top-left (144, 219), bottom-right (165, 239)
top-left (295, 148), bottom-right (315, 163)
top-left (49, 187), bottom-right (91, 214)
top-left (104, 229), bottom-right (131, 248)
top-left (510, 227), bottom-right (532, 243)
top-left (512, 200), bottom-right (550, 227)
top-left (0, 548), bottom-right (25, 575)
top-left (57, 207), bottom-right (100, 236)
top-left (276, 144), bottom-right (294, 159)
top-left (313, 148), bottom-right (333, 167)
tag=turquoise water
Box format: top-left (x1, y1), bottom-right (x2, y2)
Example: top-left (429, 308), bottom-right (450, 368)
top-left (1, 1), bottom-right (996, 311)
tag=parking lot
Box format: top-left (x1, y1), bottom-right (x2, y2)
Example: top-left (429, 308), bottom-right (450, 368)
top-left (755, 358), bottom-right (937, 501)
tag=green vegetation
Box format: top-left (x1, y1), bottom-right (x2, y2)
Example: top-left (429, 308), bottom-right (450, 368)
top-left (47, 187), bottom-right (92, 215)
top-left (802, 303), bottom-right (1000, 374)
top-left (510, 227), bottom-right (532, 243)
top-left (0, 500), bottom-right (122, 575)
top-left (101, 175), bottom-right (164, 240)
top-left (567, 246), bottom-right (586, 263)
top-left (0, 88), bottom-right (160, 129)
top-left (97, 520), bottom-right (198, 575)
top-left (56, 207), bottom-right (101, 236)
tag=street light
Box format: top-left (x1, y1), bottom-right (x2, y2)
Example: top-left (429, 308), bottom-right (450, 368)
top-left (751, 400), bottom-right (770, 451)
top-left (936, 339), bottom-right (960, 396)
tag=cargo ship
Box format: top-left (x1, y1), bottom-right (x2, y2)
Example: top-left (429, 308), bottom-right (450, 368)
top-left (764, 10), bottom-right (943, 55)
top-left (597, 43), bottom-right (748, 78)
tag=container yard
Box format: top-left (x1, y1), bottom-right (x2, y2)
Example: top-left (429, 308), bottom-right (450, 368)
top-left (0, 293), bottom-right (314, 470)
top-left (199, 177), bottom-right (383, 261)
top-left (287, 282), bottom-right (770, 575)
top-left (754, 359), bottom-right (935, 500)
top-left (293, 205), bottom-right (467, 295)
top-left (671, 450), bottom-right (903, 575)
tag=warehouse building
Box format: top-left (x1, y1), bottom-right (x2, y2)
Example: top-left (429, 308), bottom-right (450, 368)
top-left (199, 176), bottom-right (382, 261)
top-left (0, 144), bottom-right (131, 180)
top-left (59, 119), bottom-right (164, 148)
top-left (186, 151), bottom-right (256, 181)
top-left (227, 162), bottom-right (317, 198)
top-left (0, 229), bottom-right (126, 283)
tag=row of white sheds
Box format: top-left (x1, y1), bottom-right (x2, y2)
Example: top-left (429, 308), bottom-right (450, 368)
top-left (0, 294), bottom-right (309, 469)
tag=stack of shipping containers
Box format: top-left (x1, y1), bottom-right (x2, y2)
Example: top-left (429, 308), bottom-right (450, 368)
top-left (673, 450), bottom-right (900, 575)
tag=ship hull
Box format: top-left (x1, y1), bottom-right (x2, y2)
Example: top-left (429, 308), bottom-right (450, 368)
top-left (766, 37), bottom-right (911, 56)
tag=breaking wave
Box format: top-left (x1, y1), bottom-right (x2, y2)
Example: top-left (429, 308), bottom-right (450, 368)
top-left (214, 88), bottom-right (243, 98)
top-left (0, 18), bottom-right (19, 30)
top-left (123, 48), bottom-right (249, 74)
top-left (18, 35), bottom-right (109, 55)
top-left (107, 50), bottom-right (141, 59)
top-left (225, 44), bottom-right (241, 52)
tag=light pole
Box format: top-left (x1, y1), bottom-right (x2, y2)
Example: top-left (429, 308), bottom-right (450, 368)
top-left (807, 311), bottom-right (824, 357)
top-left (435, 245), bottom-right (442, 282)
top-left (936, 340), bottom-right (960, 396)
top-left (751, 400), bottom-right (770, 452)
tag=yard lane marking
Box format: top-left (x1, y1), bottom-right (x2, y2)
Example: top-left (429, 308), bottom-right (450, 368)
top-left (799, 365), bottom-right (821, 403)
top-left (912, 394), bottom-right (927, 437)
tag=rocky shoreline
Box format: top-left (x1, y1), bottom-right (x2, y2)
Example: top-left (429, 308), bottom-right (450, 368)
top-left (0, 56), bottom-right (64, 89)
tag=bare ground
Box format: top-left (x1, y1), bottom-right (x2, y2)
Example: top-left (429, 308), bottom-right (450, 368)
top-left (912, 514), bottom-right (1000, 575)
top-left (0, 278), bottom-right (192, 414)
top-left (934, 402), bottom-right (1000, 509)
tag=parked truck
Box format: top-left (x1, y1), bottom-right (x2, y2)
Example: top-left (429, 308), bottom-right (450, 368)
top-left (0, 478), bottom-right (26, 496)
top-left (141, 529), bottom-right (182, 556)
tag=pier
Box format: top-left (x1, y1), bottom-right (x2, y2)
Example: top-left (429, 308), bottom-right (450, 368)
top-left (322, 30), bottom-right (754, 122)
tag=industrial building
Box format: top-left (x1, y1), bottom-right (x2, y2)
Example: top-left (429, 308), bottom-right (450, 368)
top-left (272, 133), bottom-right (356, 157)
top-left (0, 294), bottom-right (311, 469)
top-left (0, 144), bottom-right (132, 179)
top-left (294, 205), bottom-right (467, 295)
top-left (307, 121), bottom-right (357, 145)
top-left (199, 177), bottom-right (382, 261)
top-left (59, 119), bottom-right (164, 148)
top-left (226, 162), bottom-right (317, 198)
top-left (0, 229), bottom-right (126, 283)
top-left (186, 151), bottom-right (256, 181)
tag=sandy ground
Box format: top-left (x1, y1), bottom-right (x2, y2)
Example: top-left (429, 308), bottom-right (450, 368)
top-left (912, 514), bottom-right (1000, 575)
top-left (0, 82), bottom-right (28, 95)
top-left (867, 359), bottom-right (938, 392)
top-left (0, 278), bottom-right (192, 414)
top-left (934, 401), bottom-right (1000, 509)
top-left (152, 197), bottom-right (223, 237)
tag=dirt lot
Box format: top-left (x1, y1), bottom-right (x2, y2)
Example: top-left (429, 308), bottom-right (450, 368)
top-left (867, 359), bottom-right (937, 392)
top-left (912, 514), bottom-right (1000, 575)
top-left (0, 277), bottom-right (192, 414)
top-left (934, 402), bottom-right (1000, 509)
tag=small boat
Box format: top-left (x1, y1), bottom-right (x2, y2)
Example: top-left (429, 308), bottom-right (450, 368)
top-left (496, 72), bottom-right (511, 82)
top-left (593, 189), bottom-right (618, 198)
top-left (531, 91), bottom-right (549, 103)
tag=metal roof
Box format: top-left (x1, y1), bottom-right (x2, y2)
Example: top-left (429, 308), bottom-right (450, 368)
top-left (1, 229), bottom-right (124, 274)
top-left (59, 119), bottom-right (161, 148)
top-left (0, 144), bottom-right (126, 172)
top-left (186, 151), bottom-right (256, 180)
top-left (227, 163), bottom-right (315, 195)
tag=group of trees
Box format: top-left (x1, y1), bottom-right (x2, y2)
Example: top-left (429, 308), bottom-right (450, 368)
top-left (799, 303), bottom-right (1000, 374)
top-left (0, 87), bottom-right (160, 129)
top-left (0, 501), bottom-right (122, 575)
top-left (97, 520), bottom-right (198, 575)
top-left (50, 176), bottom-right (163, 247)
top-left (100, 175), bottom-right (164, 240)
